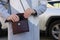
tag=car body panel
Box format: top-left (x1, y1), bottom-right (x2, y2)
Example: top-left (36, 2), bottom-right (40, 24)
top-left (39, 8), bottom-right (60, 30)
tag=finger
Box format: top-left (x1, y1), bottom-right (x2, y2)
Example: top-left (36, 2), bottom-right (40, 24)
top-left (24, 11), bottom-right (28, 18)
top-left (11, 14), bottom-right (19, 22)
top-left (25, 13), bottom-right (31, 18)
top-left (24, 13), bottom-right (28, 18)
top-left (11, 17), bottom-right (15, 22)
top-left (13, 15), bottom-right (19, 22)
top-left (12, 15), bottom-right (18, 22)
top-left (24, 14), bottom-right (29, 18)
top-left (15, 15), bottom-right (19, 21)
top-left (13, 15), bottom-right (17, 21)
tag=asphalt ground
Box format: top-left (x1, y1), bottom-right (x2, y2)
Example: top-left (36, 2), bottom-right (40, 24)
top-left (0, 37), bottom-right (7, 40)
top-left (40, 31), bottom-right (54, 40)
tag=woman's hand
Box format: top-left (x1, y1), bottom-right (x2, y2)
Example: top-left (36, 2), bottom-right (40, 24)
top-left (7, 14), bottom-right (19, 22)
top-left (24, 8), bottom-right (35, 18)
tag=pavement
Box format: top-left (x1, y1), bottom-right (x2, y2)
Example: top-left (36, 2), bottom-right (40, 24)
top-left (0, 35), bottom-right (53, 40)
top-left (41, 36), bottom-right (54, 40)
top-left (0, 37), bottom-right (7, 40)
top-left (40, 31), bottom-right (54, 40)
top-left (0, 37), bottom-right (53, 40)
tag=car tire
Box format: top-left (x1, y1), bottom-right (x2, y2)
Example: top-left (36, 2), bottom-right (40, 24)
top-left (47, 20), bottom-right (60, 40)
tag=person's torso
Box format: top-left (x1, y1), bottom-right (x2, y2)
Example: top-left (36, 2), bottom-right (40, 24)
top-left (0, 0), bottom-right (40, 14)
top-left (10, 0), bottom-right (39, 14)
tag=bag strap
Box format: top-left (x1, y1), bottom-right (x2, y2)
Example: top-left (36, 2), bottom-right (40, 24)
top-left (20, 0), bottom-right (25, 11)
top-left (20, 0), bottom-right (30, 11)
top-left (6, 0), bottom-right (29, 14)
top-left (8, 0), bottom-right (25, 14)
top-left (7, 0), bottom-right (11, 14)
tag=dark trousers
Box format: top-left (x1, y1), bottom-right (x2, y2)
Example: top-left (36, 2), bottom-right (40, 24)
top-left (0, 22), bottom-right (2, 31)
top-left (0, 22), bottom-right (7, 37)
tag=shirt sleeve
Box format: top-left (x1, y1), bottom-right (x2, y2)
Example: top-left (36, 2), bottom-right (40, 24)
top-left (0, 4), bottom-right (10, 20)
top-left (33, 0), bottom-right (47, 16)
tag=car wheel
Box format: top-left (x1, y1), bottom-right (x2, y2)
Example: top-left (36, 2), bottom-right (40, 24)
top-left (48, 20), bottom-right (60, 40)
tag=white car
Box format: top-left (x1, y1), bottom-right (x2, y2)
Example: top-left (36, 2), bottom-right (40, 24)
top-left (39, 1), bottom-right (60, 40)
top-left (39, 8), bottom-right (60, 40)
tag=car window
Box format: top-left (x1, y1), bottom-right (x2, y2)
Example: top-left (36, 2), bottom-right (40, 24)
top-left (47, 0), bottom-right (60, 8)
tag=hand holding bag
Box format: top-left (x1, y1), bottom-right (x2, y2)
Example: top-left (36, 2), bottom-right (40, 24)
top-left (12, 13), bottom-right (29, 34)
top-left (5, 13), bottom-right (29, 34)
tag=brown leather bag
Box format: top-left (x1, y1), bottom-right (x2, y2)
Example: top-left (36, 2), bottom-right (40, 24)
top-left (5, 13), bottom-right (29, 34)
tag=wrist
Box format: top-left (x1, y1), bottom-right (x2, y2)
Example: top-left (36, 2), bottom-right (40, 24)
top-left (31, 9), bottom-right (37, 16)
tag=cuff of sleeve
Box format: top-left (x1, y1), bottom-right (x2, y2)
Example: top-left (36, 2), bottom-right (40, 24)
top-left (3, 13), bottom-right (10, 21)
top-left (32, 4), bottom-right (47, 16)
top-left (31, 9), bottom-right (37, 16)
top-left (1, 10), bottom-right (10, 20)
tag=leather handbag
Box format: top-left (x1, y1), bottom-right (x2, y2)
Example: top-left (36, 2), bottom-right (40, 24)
top-left (5, 13), bottom-right (29, 34)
